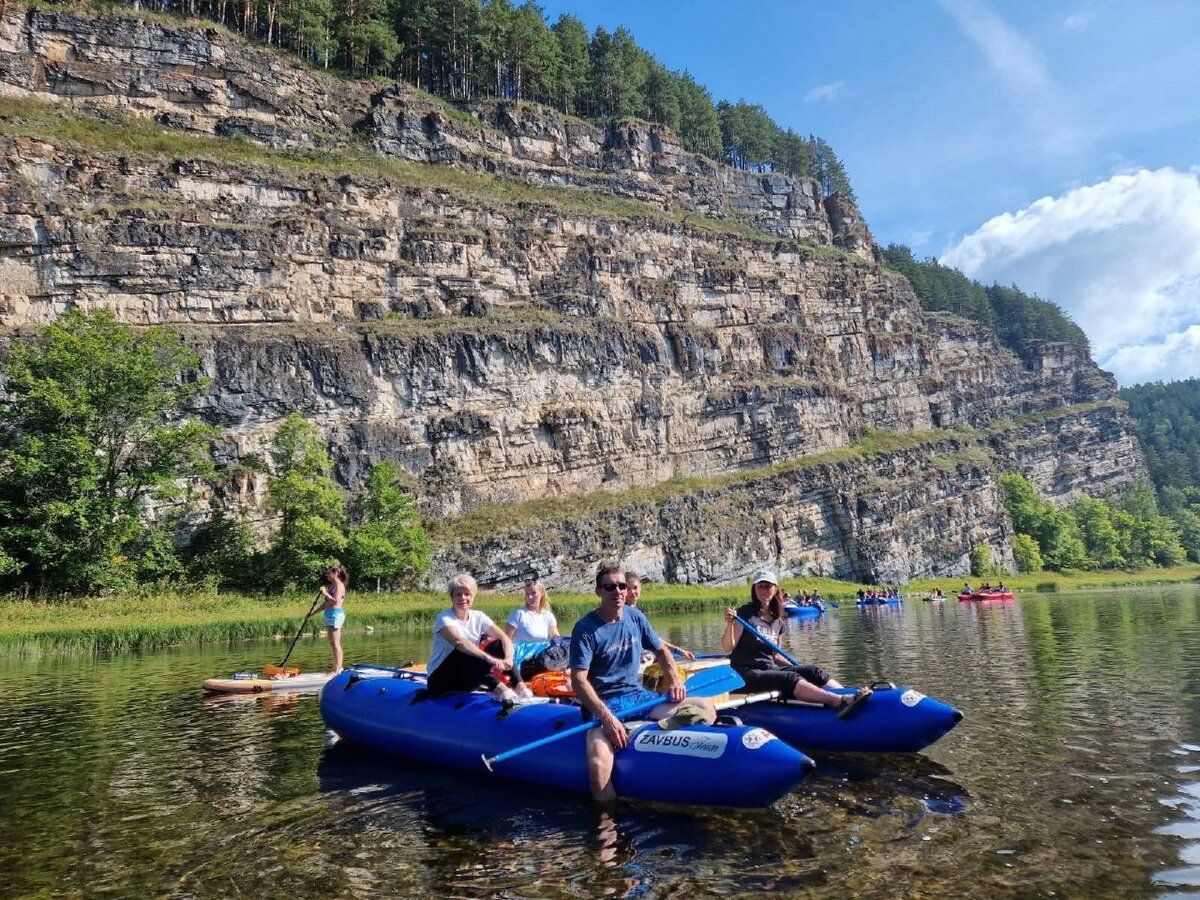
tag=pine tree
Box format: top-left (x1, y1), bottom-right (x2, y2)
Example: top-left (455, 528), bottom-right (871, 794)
top-left (552, 14), bottom-right (591, 114)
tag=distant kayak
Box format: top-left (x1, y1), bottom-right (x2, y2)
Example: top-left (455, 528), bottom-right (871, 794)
top-left (857, 597), bottom-right (903, 606)
top-left (958, 591), bottom-right (1015, 602)
top-left (203, 671), bottom-right (334, 693)
top-left (784, 604), bottom-right (824, 618)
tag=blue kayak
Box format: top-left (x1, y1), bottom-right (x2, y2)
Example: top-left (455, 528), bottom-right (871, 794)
top-left (320, 666), bottom-right (815, 807)
top-left (784, 605), bottom-right (824, 618)
top-left (731, 682), bottom-right (962, 753)
top-left (857, 598), bottom-right (903, 606)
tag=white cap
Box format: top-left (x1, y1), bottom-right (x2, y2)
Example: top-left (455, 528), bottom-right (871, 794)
top-left (750, 569), bottom-right (778, 586)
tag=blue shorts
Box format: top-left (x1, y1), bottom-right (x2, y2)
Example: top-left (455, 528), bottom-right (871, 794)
top-left (324, 609), bottom-right (345, 631)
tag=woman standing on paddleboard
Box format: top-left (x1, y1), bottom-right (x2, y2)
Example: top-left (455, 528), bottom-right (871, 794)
top-left (320, 565), bottom-right (349, 675)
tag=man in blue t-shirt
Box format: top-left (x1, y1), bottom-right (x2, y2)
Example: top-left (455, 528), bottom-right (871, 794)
top-left (570, 563), bottom-right (716, 802)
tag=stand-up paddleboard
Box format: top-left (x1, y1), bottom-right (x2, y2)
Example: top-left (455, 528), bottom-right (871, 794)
top-left (203, 671), bottom-right (335, 693)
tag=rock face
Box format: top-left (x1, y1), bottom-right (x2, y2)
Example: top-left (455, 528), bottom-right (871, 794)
top-left (0, 6), bottom-right (1149, 586)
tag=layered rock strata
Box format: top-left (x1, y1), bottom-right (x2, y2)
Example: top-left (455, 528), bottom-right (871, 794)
top-left (0, 6), bottom-right (1148, 585)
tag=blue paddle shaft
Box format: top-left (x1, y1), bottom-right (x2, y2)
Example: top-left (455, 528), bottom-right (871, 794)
top-left (734, 614), bottom-right (800, 667)
top-left (484, 694), bottom-right (665, 768)
top-left (482, 664), bottom-right (744, 770)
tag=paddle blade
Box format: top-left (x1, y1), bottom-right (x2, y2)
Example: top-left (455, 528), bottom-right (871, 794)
top-left (682, 665), bottom-right (745, 697)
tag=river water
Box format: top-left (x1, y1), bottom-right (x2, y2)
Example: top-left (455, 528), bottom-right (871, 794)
top-left (2, 585), bottom-right (1200, 898)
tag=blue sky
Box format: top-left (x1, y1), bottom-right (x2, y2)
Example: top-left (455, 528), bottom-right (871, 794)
top-left (537, 0), bottom-right (1200, 385)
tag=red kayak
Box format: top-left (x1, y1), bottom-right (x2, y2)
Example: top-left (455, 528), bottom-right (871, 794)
top-left (958, 591), bottom-right (1014, 602)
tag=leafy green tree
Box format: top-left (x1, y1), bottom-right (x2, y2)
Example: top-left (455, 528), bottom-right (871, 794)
top-left (0, 310), bottom-right (214, 593)
top-left (999, 473), bottom-right (1044, 536)
top-left (347, 460), bottom-right (432, 590)
top-left (264, 413), bottom-right (347, 587)
top-left (183, 510), bottom-right (257, 588)
top-left (1174, 507), bottom-right (1200, 562)
top-left (1040, 511), bottom-right (1091, 571)
top-left (1071, 497), bottom-right (1125, 569)
top-left (1011, 533), bottom-right (1044, 572)
top-left (969, 545), bottom-right (1000, 577)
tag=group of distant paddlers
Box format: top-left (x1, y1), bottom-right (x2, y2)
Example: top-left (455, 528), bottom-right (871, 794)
top-left (314, 564), bottom-right (870, 801)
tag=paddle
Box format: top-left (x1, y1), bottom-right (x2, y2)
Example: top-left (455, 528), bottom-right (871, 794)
top-left (348, 662), bottom-right (427, 679)
top-left (481, 665), bottom-right (746, 772)
top-left (714, 690), bottom-right (779, 711)
top-left (734, 614), bottom-right (802, 667)
top-left (263, 594), bottom-right (323, 677)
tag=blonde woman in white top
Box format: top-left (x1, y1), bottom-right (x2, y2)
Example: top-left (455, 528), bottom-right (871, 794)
top-left (505, 580), bottom-right (561, 643)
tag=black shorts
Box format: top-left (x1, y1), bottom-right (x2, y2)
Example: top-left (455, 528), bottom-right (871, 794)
top-left (736, 664), bottom-right (830, 695)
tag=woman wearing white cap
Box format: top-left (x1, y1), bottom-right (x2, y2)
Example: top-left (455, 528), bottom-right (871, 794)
top-left (721, 569), bottom-right (871, 717)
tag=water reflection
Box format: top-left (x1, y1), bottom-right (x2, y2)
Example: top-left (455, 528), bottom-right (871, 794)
top-left (1, 585), bottom-right (1199, 897)
top-left (1155, 745), bottom-right (1200, 894)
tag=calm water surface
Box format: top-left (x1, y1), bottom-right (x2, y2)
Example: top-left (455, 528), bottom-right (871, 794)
top-left (3, 585), bottom-right (1200, 898)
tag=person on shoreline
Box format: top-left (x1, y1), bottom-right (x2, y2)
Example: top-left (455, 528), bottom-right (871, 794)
top-left (624, 572), bottom-right (695, 661)
top-left (570, 563), bottom-right (716, 803)
top-left (426, 573), bottom-right (531, 702)
top-left (506, 580), bottom-right (561, 644)
top-left (319, 564), bottom-right (348, 675)
top-left (722, 569), bottom-right (870, 717)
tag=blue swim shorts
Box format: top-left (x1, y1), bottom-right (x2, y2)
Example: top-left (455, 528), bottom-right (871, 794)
top-left (324, 608), bottom-right (345, 631)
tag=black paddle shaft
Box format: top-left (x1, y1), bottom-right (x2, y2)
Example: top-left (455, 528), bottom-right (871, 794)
top-left (278, 594), bottom-right (323, 668)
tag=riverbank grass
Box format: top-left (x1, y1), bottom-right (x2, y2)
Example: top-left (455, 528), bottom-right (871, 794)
top-left (3, 564), bottom-right (1199, 655)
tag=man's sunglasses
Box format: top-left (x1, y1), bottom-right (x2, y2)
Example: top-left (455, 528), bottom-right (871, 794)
top-left (600, 582), bottom-right (628, 591)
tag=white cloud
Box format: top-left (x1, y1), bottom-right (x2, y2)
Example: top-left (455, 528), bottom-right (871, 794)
top-left (940, 167), bottom-right (1200, 386)
top-left (939, 0), bottom-right (1050, 94)
top-left (1062, 12), bottom-right (1091, 31)
top-left (938, 0), bottom-right (1083, 155)
top-left (1104, 326), bottom-right (1200, 386)
top-left (804, 81), bottom-right (845, 103)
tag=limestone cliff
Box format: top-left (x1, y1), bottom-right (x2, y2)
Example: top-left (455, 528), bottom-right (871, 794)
top-left (0, 6), bottom-right (1147, 586)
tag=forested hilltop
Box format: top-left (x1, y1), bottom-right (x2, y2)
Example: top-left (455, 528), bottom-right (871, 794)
top-left (1121, 379), bottom-right (1200, 551)
top-left (55, 0), bottom-right (856, 197)
top-left (882, 245), bottom-right (1089, 364)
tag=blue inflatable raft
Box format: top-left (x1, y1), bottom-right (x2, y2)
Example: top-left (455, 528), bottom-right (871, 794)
top-left (784, 605), bottom-right (823, 619)
top-left (857, 597), bottom-right (903, 606)
top-left (731, 682), bottom-right (962, 753)
top-left (320, 666), bottom-right (815, 807)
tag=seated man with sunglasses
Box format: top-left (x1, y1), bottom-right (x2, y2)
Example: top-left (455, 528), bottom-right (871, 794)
top-left (570, 562), bottom-right (717, 802)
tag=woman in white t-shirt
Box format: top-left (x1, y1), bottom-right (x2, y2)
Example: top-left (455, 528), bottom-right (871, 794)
top-left (505, 580), bottom-right (561, 643)
top-left (426, 573), bottom-right (530, 700)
